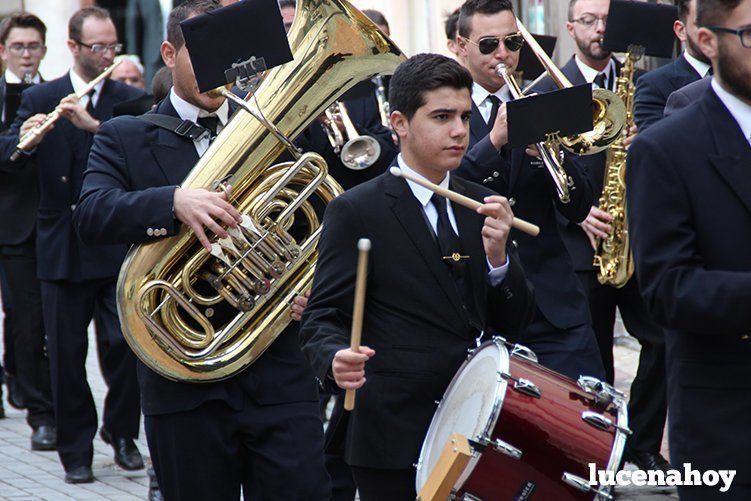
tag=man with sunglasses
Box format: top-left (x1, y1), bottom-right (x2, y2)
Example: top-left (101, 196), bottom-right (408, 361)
top-left (627, 0), bottom-right (751, 497)
top-left (0, 11), bottom-right (57, 453)
top-left (0, 7), bottom-right (146, 484)
top-left (455, 0), bottom-right (604, 382)
top-left (534, 0), bottom-right (670, 475)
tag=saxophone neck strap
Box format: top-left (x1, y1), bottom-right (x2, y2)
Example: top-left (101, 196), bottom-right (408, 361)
top-left (138, 113), bottom-right (211, 141)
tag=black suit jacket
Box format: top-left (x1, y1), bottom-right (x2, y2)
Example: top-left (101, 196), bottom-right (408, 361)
top-left (75, 96), bottom-right (321, 416)
top-left (664, 77), bottom-right (711, 118)
top-left (454, 88), bottom-right (594, 328)
top-left (533, 57), bottom-right (644, 272)
top-left (0, 76), bottom-right (39, 247)
top-left (627, 86), bottom-right (751, 482)
top-left (300, 169), bottom-right (533, 469)
top-left (0, 74), bottom-right (145, 281)
top-left (633, 53), bottom-right (702, 132)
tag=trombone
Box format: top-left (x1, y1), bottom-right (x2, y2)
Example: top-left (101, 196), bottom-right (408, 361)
top-left (496, 62), bottom-right (573, 203)
top-left (321, 101), bottom-right (382, 170)
top-left (515, 18), bottom-right (626, 155)
top-left (9, 61), bottom-right (122, 161)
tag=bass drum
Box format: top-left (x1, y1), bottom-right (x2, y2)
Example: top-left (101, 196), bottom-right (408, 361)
top-left (416, 338), bottom-right (629, 500)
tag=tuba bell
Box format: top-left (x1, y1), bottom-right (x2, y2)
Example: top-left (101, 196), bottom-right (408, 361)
top-left (116, 0), bottom-right (405, 382)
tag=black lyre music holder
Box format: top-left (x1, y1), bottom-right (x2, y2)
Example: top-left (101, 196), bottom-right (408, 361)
top-left (603, 0), bottom-right (678, 59)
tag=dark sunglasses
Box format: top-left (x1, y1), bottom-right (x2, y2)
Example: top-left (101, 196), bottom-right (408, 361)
top-left (462, 32), bottom-right (525, 54)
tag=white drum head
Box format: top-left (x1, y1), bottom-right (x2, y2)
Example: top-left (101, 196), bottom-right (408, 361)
top-left (416, 341), bottom-right (509, 491)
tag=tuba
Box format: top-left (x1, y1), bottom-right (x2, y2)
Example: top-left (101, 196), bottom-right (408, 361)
top-left (593, 46), bottom-right (643, 287)
top-left (116, 0), bottom-right (404, 382)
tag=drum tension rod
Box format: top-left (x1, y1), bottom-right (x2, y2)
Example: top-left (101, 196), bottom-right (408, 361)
top-left (498, 371), bottom-right (542, 399)
top-left (470, 435), bottom-right (523, 460)
top-left (561, 473), bottom-right (614, 500)
top-left (581, 411), bottom-right (632, 436)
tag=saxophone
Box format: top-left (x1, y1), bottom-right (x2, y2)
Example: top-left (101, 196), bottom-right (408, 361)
top-left (592, 47), bottom-right (643, 287)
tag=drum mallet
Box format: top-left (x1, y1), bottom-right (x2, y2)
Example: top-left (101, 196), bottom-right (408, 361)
top-left (344, 238), bottom-right (371, 411)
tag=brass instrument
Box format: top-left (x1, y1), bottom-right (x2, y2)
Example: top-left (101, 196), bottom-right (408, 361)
top-left (10, 61), bottom-right (122, 161)
top-left (593, 46), bottom-right (643, 287)
top-left (321, 101), bottom-right (382, 170)
top-left (516, 19), bottom-right (626, 155)
top-left (116, 0), bottom-right (404, 382)
top-left (372, 74), bottom-right (398, 143)
top-left (496, 62), bottom-right (574, 203)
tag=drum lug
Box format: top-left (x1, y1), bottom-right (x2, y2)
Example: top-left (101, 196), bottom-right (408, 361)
top-left (475, 435), bottom-right (523, 460)
top-left (582, 411), bottom-right (632, 435)
top-left (510, 343), bottom-right (538, 363)
top-left (561, 473), bottom-right (613, 500)
top-left (577, 376), bottom-right (626, 408)
top-left (499, 372), bottom-right (542, 399)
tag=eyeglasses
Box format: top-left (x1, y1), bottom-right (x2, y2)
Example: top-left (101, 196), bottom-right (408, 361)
top-left (705, 26), bottom-right (751, 48)
top-left (7, 43), bottom-right (44, 56)
top-left (75, 41), bottom-right (123, 54)
top-left (462, 32), bottom-right (525, 55)
top-left (571, 14), bottom-right (608, 28)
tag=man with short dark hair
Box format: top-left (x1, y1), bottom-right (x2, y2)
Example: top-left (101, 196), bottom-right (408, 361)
top-left (628, 0), bottom-right (751, 497)
top-left (300, 52), bottom-right (533, 500)
top-left (633, 0), bottom-right (711, 131)
top-left (445, 7), bottom-right (463, 61)
top-left (535, 0), bottom-right (670, 474)
top-left (74, 1), bottom-right (332, 499)
top-left (454, 0), bottom-right (604, 382)
top-left (0, 6), bottom-right (146, 484)
top-left (0, 11), bottom-right (56, 450)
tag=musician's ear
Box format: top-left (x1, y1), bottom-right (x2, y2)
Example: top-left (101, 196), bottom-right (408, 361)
top-left (161, 41), bottom-right (176, 69)
top-left (696, 27), bottom-right (718, 62)
top-left (673, 19), bottom-right (687, 43)
top-left (66, 38), bottom-right (79, 58)
top-left (390, 110), bottom-right (408, 141)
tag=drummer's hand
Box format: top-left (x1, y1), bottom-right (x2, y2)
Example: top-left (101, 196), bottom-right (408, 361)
top-left (477, 195), bottom-right (513, 268)
top-left (290, 290), bottom-right (310, 322)
top-left (332, 346), bottom-right (375, 390)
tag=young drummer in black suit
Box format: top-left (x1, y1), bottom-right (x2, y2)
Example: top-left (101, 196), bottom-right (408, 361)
top-left (633, 0), bottom-right (711, 132)
top-left (452, 0), bottom-right (605, 381)
top-left (300, 53), bottom-right (534, 500)
top-left (627, 0), bottom-right (751, 498)
top-left (74, 1), bottom-right (331, 499)
top-left (0, 7), bottom-right (146, 483)
top-left (534, 0), bottom-right (670, 473)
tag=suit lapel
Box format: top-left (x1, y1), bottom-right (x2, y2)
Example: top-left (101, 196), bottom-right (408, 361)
top-left (92, 78), bottom-right (117, 121)
top-left (704, 89), bottom-right (751, 216)
top-left (563, 57), bottom-right (587, 86)
top-left (384, 171), bottom-right (468, 323)
top-left (669, 54), bottom-right (701, 90)
top-left (150, 98), bottom-right (200, 185)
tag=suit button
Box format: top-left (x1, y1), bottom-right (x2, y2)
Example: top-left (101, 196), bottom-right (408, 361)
top-left (511, 239), bottom-right (518, 248)
top-left (61, 176), bottom-right (68, 183)
top-left (160, 228), bottom-right (167, 236)
top-left (509, 197), bottom-right (516, 206)
top-left (493, 171), bottom-right (500, 178)
top-left (70, 204), bottom-right (76, 211)
top-left (503, 287), bottom-right (513, 300)
top-left (147, 228), bottom-right (154, 236)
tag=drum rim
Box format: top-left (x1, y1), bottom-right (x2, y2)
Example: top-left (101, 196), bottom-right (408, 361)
top-left (415, 337), bottom-right (510, 493)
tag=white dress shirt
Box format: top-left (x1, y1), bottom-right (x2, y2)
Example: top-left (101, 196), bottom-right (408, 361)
top-left (69, 68), bottom-right (105, 110)
top-left (574, 56), bottom-right (617, 91)
top-left (712, 79), bottom-right (751, 147)
top-left (684, 50), bottom-right (712, 78)
top-left (169, 87), bottom-right (230, 156)
top-left (471, 82), bottom-right (513, 124)
top-left (396, 154), bottom-right (509, 285)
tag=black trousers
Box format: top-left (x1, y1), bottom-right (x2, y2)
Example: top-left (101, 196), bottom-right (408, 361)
top-left (520, 307), bottom-right (606, 381)
top-left (145, 397), bottom-right (331, 501)
top-left (0, 264), bottom-right (13, 378)
top-left (577, 271), bottom-right (668, 453)
top-left (0, 246), bottom-right (54, 428)
top-left (41, 278), bottom-right (141, 471)
top-left (350, 466), bottom-right (416, 501)
top-left (322, 394), bottom-right (356, 501)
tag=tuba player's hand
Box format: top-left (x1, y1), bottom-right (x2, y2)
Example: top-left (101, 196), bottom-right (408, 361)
top-left (172, 187), bottom-right (242, 251)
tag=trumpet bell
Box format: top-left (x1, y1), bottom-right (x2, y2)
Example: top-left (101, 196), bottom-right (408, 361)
top-left (560, 88), bottom-right (627, 155)
top-left (341, 135), bottom-right (381, 170)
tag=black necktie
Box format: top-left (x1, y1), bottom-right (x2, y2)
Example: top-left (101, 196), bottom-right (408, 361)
top-left (594, 72), bottom-right (607, 90)
top-left (431, 194), bottom-right (480, 331)
top-left (197, 115), bottom-right (220, 142)
top-left (487, 95), bottom-right (501, 128)
top-left (85, 89), bottom-right (96, 116)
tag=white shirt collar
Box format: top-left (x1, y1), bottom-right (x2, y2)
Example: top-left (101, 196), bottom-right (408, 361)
top-left (4, 68), bottom-right (41, 84)
top-left (711, 79), bottom-right (751, 145)
top-left (69, 68), bottom-right (106, 107)
top-left (574, 56), bottom-right (616, 88)
top-left (169, 87), bottom-right (229, 125)
top-left (684, 50), bottom-right (712, 78)
top-left (471, 82), bottom-right (512, 109)
top-left (396, 153), bottom-right (450, 208)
